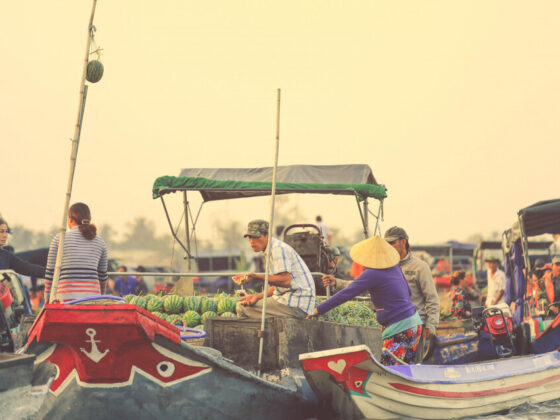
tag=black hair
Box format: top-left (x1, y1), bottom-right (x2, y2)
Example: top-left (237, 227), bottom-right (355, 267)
top-left (316, 215), bottom-right (322, 222)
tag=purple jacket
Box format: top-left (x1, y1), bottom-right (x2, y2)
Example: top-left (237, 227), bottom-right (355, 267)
top-left (317, 265), bottom-right (417, 327)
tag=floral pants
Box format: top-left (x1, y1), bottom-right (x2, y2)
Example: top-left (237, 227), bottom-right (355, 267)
top-left (380, 325), bottom-right (423, 366)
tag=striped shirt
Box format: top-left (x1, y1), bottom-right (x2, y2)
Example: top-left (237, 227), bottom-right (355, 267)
top-left (267, 237), bottom-right (315, 314)
top-left (45, 226), bottom-right (108, 301)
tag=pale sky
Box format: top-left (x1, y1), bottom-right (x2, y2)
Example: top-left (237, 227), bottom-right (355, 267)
top-left (1, 1), bottom-right (559, 248)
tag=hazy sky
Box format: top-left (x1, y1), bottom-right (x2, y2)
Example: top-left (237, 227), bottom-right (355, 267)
top-left (2, 1), bottom-right (559, 248)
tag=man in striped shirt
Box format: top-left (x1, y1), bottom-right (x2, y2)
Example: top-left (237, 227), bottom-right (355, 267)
top-left (237, 219), bottom-right (316, 319)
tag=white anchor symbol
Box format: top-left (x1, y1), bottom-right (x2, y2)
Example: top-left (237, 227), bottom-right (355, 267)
top-left (80, 328), bottom-right (109, 363)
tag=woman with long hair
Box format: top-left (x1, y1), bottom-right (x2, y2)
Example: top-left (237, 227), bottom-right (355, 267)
top-left (44, 203), bottom-right (108, 302)
top-left (0, 217), bottom-right (45, 278)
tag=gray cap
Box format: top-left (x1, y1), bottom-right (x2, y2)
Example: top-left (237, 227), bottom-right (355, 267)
top-left (552, 255), bottom-right (560, 265)
top-left (384, 226), bottom-right (409, 242)
top-left (243, 219), bottom-right (269, 238)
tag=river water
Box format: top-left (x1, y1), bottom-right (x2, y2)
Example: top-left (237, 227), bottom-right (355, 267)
top-left (469, 399), bottom-right (560, 420)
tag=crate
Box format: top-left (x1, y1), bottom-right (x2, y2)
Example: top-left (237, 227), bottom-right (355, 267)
top-left (204, 317), bottom-right (281, 371)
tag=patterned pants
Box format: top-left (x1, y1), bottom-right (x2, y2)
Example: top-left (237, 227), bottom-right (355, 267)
top-left (380, 325), bottom-right (423, 366)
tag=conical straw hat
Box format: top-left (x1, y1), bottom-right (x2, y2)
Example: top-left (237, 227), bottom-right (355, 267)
top-left (350, 235), bottom-right (400, 269)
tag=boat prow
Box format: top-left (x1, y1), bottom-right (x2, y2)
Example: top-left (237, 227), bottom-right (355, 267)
top-left (300, 344), bottom-right (560, 419)
top-left (26, 303), bottom-right (314, 420)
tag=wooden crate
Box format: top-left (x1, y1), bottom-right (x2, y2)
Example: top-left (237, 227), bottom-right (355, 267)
top-left (204, 317), bottom-right (280, 371)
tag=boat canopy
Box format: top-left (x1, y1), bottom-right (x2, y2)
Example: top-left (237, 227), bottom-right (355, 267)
top-left (518, 198), bottom-right (560, 237)
top-left (152, 164), bottom-right (386, 202)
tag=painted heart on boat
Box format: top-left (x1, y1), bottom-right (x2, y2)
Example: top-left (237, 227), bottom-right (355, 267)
top-left (328, 359), bottom-right (346, 374)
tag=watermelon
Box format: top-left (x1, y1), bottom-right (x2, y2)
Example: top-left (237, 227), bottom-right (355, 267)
top-left (144, 294), bottom-right (157, 302)
top-left (193, 324), bottom-right (204, 331)
top-left (183, 296), bottom-right (202, 313)
top-left (167, 314), bottom-right (183, 326)
top-left (146, 296), bottom-right (164, 312)
top-left (86, 60), bottom-right (104, 83)
top-left (124, 294), bottom-right (135, 303)
top-left (217, 297), bottom-right (237, 315)
top-left (200, 298), bottom-right (218, 313)
top-left (220, 312), bottom-right (237, 318)
top-left (163, 295), bottom-right (183, 314)
top-left (201, 311), bottom-right (218, 323)
top-left (183, 310), bottom-right (201, 328)
top-left (129, 295), bottom-right (146, 309)
top-left (151, 311), bottom-right (164, 319)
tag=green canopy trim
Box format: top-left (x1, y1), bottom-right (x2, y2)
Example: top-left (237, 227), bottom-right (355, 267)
top-left (152, 175), bottom-right (387, 202)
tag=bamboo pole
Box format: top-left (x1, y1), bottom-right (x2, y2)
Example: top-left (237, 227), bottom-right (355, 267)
top-left (50, 0), bottom-right (98, 302)
top-left (257, 89), bottom-right (281, 376)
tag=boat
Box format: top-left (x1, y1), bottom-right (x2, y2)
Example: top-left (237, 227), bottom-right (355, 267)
top-left (24, 301), bottom-right (316, 420)
top-left (503, 198), bottom-right (560, 354)
top-left (300, 344), bottom-right (560, 419)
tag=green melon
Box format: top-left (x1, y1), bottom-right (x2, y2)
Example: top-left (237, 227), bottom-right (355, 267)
top-left (193, 324), bottom-right (204, 331)
top-left (167, 314), bottom-right (183, 325)
top-left (183, 310), bottom-right (201, 328)
top-left (200, 297), bottom-right (218, 313)
top-left (124, 294), bottom-right (135, 303)
top-left (201, 311), bottom-right (218, 323)
top-left (146, 296), bottom-right (164, 312)
top-left (86, 60), bottom-right (104, 83)
top-left (183, 296), bottom-right (202, 313)
top-left (151, 311), bottom-right (164, 319)
top-left (217, 297), bottom-right (236, 314)
top-left (129, 295), bottom-right (146, 309)
top-left (220, 311), bottom-right (237, 318)
top-left (163, 295), bottom-right (183, 314)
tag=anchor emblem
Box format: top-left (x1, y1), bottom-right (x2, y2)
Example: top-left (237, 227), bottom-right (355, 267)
top-left (80, 328), bottom-right (109, 363)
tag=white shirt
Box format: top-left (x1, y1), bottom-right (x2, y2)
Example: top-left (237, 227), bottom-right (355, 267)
top-left (267, 237), bottom-right (316, 314)
top-left (486, 268), bottom-right (506, 307)
top-left (316, 222), bottom-right (330, 244)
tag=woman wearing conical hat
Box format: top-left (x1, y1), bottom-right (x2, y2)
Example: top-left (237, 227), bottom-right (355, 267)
top-left (308, 236), bottom-right (423, 366)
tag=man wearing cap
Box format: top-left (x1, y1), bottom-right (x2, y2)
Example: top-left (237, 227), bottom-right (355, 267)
top-left (384, 227), bottom-right (440, 344)
top-left (236, 219), bottom-right (316, 319)
top-left (485, 256), bottom-right (506, 307)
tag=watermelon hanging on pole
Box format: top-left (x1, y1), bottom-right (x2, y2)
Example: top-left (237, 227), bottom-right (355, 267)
top-left (86, 60), bottom-right (104, 83)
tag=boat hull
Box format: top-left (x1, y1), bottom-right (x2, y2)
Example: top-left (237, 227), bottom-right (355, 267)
top-left (26, 304), bottom-right (314, 420)
top-left (300, 344), bottom-right (560, 419)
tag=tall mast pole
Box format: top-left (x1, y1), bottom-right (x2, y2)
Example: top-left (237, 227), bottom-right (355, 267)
top-left (257, 89), bottom-right (281, 376)
top-left (50, 0), bottom-right (98, 302)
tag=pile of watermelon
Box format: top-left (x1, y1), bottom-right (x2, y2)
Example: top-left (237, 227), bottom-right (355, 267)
top-left (316, 299), bottom-right (380, 327)
top-left (124, 293), bottom-right (239, 331)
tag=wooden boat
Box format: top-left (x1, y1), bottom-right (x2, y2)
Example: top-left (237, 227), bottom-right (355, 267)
top-left (25, 303), bottom-right (316, 420)
top-left (300, 344), bottom-right (560, 419)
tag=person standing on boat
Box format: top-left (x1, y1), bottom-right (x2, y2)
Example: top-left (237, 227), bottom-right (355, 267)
top-left (315, 215), bottom-right (332, 245)
top-left (134, 265), bottom-right (148, 295)
top-left (544, 256), bottom-right (560, 314)
top-left (383, 227), bottom-right (439, 362)
top-left (310, 236), bottom-right (422, 366)
top-left (236, 219), bottom-right (316, 319)
top-left (0, 217), bottom-right (45, 278)
top-left (112, 266), bottom-right (138, 296)
top-left (449, 270), bottom-right (479, 319)
top-left (44, 203), bottom-right (108, 302)
top-left (485, 256), bottom-right (506, 307)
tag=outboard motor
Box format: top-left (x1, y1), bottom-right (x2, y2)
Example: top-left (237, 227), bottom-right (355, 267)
top-left (473, 305), bottom-right (515, 358)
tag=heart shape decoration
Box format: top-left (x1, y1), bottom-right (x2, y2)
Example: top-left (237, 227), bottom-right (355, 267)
top-left (327, 359), bottom-right (346, 374)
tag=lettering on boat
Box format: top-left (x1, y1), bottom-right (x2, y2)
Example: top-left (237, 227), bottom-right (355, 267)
top-left (444, 367), bottom-right (461, 378)
top-left (80, 328), bottom-right (109, 363)
top-left (533, 354), bottom-right (553, 368)
top-left (465, 364), bottom-right (495, 374)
